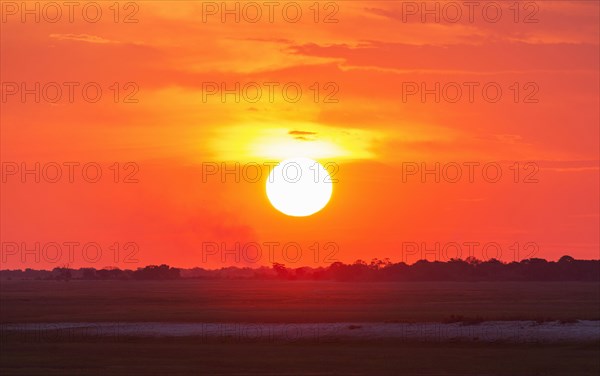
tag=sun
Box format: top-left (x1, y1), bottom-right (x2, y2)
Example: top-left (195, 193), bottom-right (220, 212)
top-left (266, 157), bottom-right (333, 217)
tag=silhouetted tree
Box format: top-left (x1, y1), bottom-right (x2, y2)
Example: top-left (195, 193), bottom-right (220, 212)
top-left (133, 265), bottom-right (181, 280)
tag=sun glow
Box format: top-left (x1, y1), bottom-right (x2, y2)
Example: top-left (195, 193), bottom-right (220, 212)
top-left (210, 123), bottom-right (377, 162)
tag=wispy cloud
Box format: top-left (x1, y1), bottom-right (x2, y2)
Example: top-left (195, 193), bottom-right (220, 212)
top-left (49, 34), bottom-right (118, 44)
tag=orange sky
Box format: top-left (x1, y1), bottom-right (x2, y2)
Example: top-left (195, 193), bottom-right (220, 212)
top-left (1, 1), bottom-right (599, 269)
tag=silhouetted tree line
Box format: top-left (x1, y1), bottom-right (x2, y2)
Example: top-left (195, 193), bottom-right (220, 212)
top-left (315, 256), bottom-right (600, 282)
top-left (1, 256), bottom-right (598, 281)
top-left (0, 264), bottom-right (182, 281)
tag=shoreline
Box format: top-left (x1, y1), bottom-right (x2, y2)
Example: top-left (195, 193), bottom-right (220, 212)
top-left (3, 321), bottom-right (599, 343)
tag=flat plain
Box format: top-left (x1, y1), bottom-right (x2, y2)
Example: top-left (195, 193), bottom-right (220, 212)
top-left (1, 280), bottom-right (599, 323)
top-left (1, 280), bottom-right (599, 375)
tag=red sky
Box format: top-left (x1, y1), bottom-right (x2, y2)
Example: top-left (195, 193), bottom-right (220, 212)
top-left (1, 1), bottom-right (599, 269)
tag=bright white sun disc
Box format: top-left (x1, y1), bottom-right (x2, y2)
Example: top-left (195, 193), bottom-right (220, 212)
top-left (266, 157), bottom-right (333, 217)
